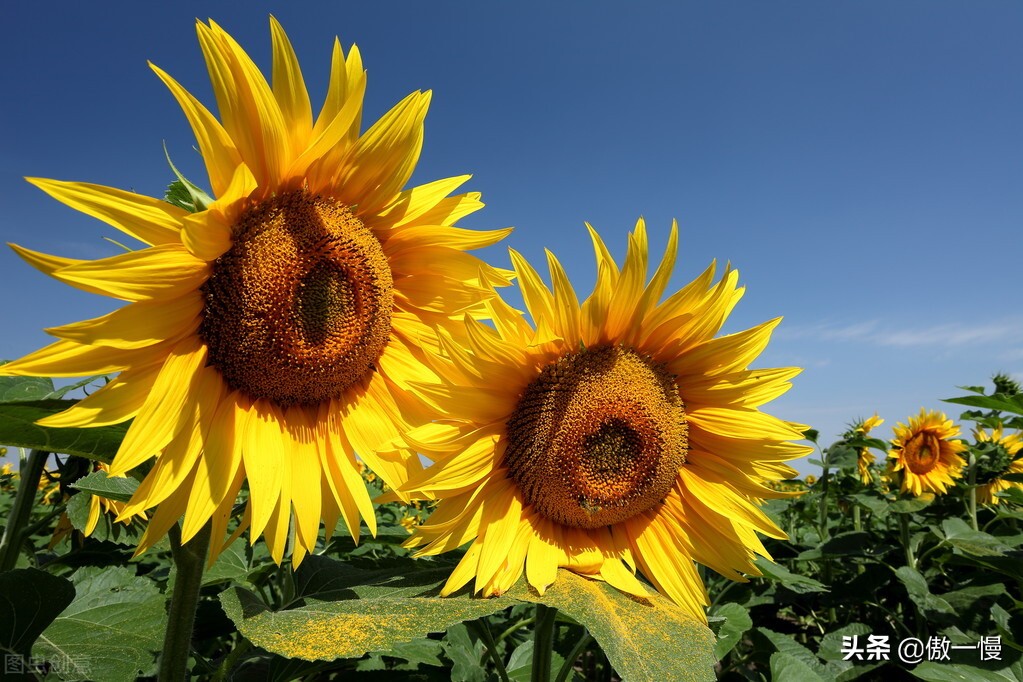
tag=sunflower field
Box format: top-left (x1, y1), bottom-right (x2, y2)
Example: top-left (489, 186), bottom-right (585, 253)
top-left (1, 16), bottom-right (1022, 682)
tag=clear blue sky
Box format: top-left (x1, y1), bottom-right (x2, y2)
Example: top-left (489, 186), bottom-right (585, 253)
top-left (1, 2), bottom-right (1021, 470)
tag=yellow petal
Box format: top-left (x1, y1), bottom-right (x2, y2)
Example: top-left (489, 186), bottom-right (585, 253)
top-left (269, 16), bottom-right (312, 152)
top-left (149, 63), bottom-right (241, 198)
top-left (198, 20), bottom-right (288, 189)
top-left (241, 401), bottom-right (286, 541)
top-left (0, 339), bottom-right (148, 378)
top-left (26, 178), bottom-right (184, 246)
top-left (53, 244), bottom-right (208, 302)
top-left (36, 360), bottom-right (163, 428)
top-left (45, 291), bottom-right (202, 350)
top-left (108, 337), bottom-right (208, 476)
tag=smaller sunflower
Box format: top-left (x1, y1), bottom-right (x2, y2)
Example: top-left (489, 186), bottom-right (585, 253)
top-left (854, 414), bottom-right (884, 485)
top-left (974, 427), bottom-right (1023, 505)
top-left (888, 409), bottom-right (966, 496)
top-left (391, 220), bottom-right (808, 623)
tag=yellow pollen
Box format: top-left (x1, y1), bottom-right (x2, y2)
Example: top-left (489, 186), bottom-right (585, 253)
top-left (504, 345), bottom-right (688, 528)
top-left (201, 191), bottom-right (393, 407)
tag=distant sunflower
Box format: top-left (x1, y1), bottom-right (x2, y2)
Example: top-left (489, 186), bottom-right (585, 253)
top-left (394, 220), bottom-right (807, 622)
top-left (888, 410), bottom-right (966, 496)
top-left (855, 414), bottom-right (884, 485)
top-left (0, 18), bottom-right (509, 565)
top-left (975, 427), bottom-right (1023, 505)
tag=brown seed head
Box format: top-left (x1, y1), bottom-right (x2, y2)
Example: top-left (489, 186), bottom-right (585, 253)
top-left (201, 191), bottom-right (393, 407)
top-left (504, 345), bottom-right (688, 528)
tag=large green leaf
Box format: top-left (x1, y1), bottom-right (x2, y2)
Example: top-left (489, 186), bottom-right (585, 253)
top-left (753, 556), bottom-right (829, 593)
top-left (770, 652), bottom-right (827, 681)
top-left (894, 567), bottom-right (954, 614)
top-left (0, 568), bottom-right (75, 658)
top-left (220, 564), bottom-right (518, 662)
top-left (33, 565), bottom-right (164, 682)
top-left (711, 602), bottom-right (752, 660)
top-left (911, 661), bottom-right (1019, 681)
top-left (507, 570), bottom-right (716, 682)
top-left (940, 518), bottom-right (1012, 557)
top-left (0, 372), bottom-right (54, 402)
top-left (0, 400), bottom-right (127, 462)
top-left (943, 393), bottom-right (1023, 417)
top-left (71, 470), bottom-right (139, 503)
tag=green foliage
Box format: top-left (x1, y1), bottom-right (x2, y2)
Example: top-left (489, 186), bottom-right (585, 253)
top-left (0, 568), bottom-right (75, 658)
top-left (708, 378), bottom-right (1023, 681)
top-left (33, 566), bottom-right (165, 681)
top-left (3, 373), bottom-right (1021, 681)
top-left (0, 399), bottom-right (127, 463)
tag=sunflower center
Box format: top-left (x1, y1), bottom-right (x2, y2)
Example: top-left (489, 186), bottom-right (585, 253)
top-left (504, 345), bottom-right (687, 528)
top-left (200, 191), bottom-right (393, 407)
top-left (905, 433), bottom-right (941, 474)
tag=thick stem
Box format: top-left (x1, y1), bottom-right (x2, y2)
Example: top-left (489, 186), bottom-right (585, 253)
top-left (159, 523), bottom-right (211, 681)
top-left (532, 604), bottom-right (558, 682)
top-left (0, 450), bottom-right (49, 572)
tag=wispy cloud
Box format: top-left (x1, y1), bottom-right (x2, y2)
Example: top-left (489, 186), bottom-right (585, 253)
top-left (777, 317), bottom-right (1023, 349)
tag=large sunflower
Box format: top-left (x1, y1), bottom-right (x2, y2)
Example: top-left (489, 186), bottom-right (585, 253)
top-left (975, 427), bottom-right (1023, 505)
top-left (0, 18), bottom-right (510, 565)
top-left (888, 409), bottom-right (967, 497)
top-left (393, 220), bottom-right (808, 622)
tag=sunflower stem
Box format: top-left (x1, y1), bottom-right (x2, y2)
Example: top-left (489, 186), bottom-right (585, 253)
top-left (159, 522), bottom-right (211, 681)
top-left (468, 618), bottom-right (510, 682)
top-left (898, 513), bottom-right (916, 570)
top-left (967, 452), bottom-right (979, 531)
top-left (0, 450), bottom-right (49, 572)
top-left (555, 630), bottom-right (591, 682)
top-left (532, 604), bottom-right (558, 682)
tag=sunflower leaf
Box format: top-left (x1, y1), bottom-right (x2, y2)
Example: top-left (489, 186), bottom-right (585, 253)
top-left (32, 565), bottom-right (163, 682)
top-left (0, 399), bottom-right (127, 463)
top-left (71, 470), bottom-right (138, 503)
top-left (0, 369), bottom-right (55, 402)
top-left (940, 518), bottom-right (1012, 557)
top-left (711, 602), bottom-right (752, 660)
top-left (0, 568), bottom-right (75, 659)
top-left (163, 143), bottom-right (213, 213)
top-left (219, 559), bottom-right (518, 662)
top-left (508, 570), bottom-right (716, 682)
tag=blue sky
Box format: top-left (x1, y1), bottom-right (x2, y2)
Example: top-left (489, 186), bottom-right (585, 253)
top-left (1, 2), bottom-right (1021, 470)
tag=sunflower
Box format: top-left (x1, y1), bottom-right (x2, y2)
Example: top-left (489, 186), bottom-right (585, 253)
top-left (0, 18), bottom-right (510, 566)
top-left (888, 409), bottom-right (967, 496)
top-left (855, 414), bottom-right (884, 485)
top-left (974, 427), bottom-right (1023, 505)
top-left (392, 220), bottom-right (808, 622)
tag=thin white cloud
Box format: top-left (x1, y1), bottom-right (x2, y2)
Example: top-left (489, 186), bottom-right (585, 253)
top-left (777, 318), bottom-right (1023, 349)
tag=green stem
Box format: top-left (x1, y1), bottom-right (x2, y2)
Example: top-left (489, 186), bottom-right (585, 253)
top-left (467, 619), bottom-right (510, 682)
top-left (159, 523), bottom-right (211, 681)
top-left (532, 604), bottom-right (558, 682)
top-left (0, 450), bottom-right (49, 572)
top-left (211, 638), bottom-right (251, 682)
top-left (817, 444), bottom-right (831, 542)
top-left (495, 616), bottom-right (534, 645)
top-left (967, 454), bottom-right (979, 531)
top-left (898, 514), bottom-right (916, 570)
top-left (555, 631), bottom-right (591, 682)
